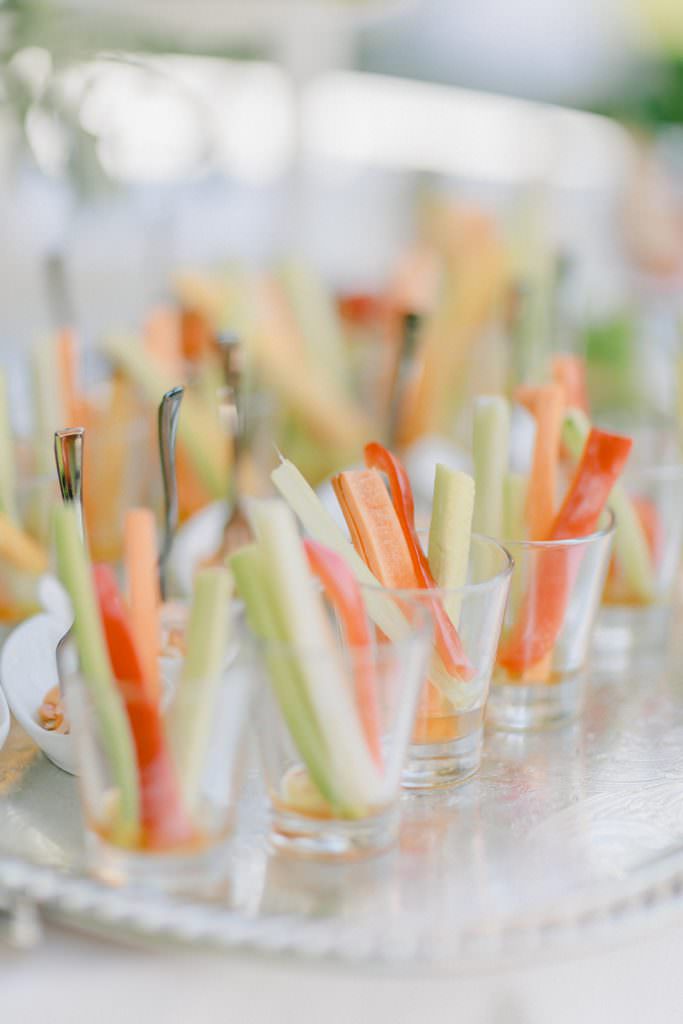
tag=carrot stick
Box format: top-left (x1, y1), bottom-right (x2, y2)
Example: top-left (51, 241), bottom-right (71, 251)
top-left (551, 354), bottom-right (589, 413)
top-left (304, 539), bottom-right (383, 769)
top-left (498, 428), bottom-right (632, 674)
top-left (56, 328), bottom-right (81, 424)
top-left (124, 508), bottom-right (161, 704)
top-left (516, 384), bottom-right (564, 540)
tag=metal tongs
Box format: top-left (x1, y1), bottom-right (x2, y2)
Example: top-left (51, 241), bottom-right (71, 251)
top-left (53, 427), bottom-right (84, 697)
top-left (157, 386), bottom-right (184, 600)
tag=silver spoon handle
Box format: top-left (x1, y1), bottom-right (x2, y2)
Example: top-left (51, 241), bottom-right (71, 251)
top-left (158, 385), bottom-right (184, 598)
top-left (54, 427), bottom-right (85, 539)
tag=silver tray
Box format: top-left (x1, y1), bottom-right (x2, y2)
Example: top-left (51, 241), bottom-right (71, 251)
top-left (3, 634), bottom-right (683, 971)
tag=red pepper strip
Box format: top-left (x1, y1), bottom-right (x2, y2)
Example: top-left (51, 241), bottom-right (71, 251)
top-left (93, 565), bottom-right (193, 850)
top-left (303, 539), bottom-right (383, 769)
top-left (364, 441), bottom-right (473, 680)
top-left (498, 428), bottom-right (632, 674)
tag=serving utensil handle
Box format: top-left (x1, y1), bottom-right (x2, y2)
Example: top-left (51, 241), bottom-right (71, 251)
top-left (53, 427), bottom-right (85, 540)
top-left (158, 385), bottom-right (184, 599)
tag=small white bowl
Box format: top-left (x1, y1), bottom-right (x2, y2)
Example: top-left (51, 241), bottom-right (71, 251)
top-left (1, 613), bottom-right (76, 774)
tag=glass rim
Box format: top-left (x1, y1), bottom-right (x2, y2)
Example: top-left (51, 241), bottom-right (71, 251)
top-left (498, 506), bottom-right (616, 551)
top-left (360, 532), bottom-right (513, 599)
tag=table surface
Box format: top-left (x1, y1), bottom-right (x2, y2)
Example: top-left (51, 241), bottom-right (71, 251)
top-left (2, 919), bottom-right (682, 1024)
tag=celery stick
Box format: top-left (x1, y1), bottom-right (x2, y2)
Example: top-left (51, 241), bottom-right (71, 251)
top-left (0, 372), bottom-right (17, 524)
top-left (54, 504), bottom-right (139, 838)
top-left (472, 396), bottom-right (509, 539)
top-left (271, 458), bottom-right (409, 641)
top-left (503, 472), bottom-right (528, 541)
top-left (562, 408), bottom-right (654, 604)
top-left (251, 500), bottom-right (384, 813)
top-left (31, 336), bottom-right (65, 475)
top-left (101, 334), bottom-right (228, 499)
top-left (171, 568), bottom-right (233, 810)
top-left (230, 543), bottom-right (339, 809)
top-left (279, 260), bottom-right (349, 393)
top-left (428, 465), bottom-right (474, 626)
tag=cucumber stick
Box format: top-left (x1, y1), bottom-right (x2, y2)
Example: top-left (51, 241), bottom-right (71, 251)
top-left (0, 372), bottom-right (17, 523)
top-left (503, 472), bottom-right (528, 618)
top-left (171, 568), bottom-right (233, 811)
top-left (53, 504), bottom-right (139, 838)
top-left (102, 334), bottom-right (227, 499)
top-left (251, 500), bottom-right (384, 813)
top-left (472, 396), bottom-right (509, 538)
top-left (230, 544), bottom-right (339, 810)
top-left (428, 465), bottom-right (474, 626)
top-left (562, 408), bottom-right (654, 603)
top-left (279, 260), bottom-right (349, 392)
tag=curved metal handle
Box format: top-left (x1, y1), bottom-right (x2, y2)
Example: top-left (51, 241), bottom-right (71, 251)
top-left (158, 385), bottom-right (184, 599)
top-left (53, 427), bottom-right (85, 540)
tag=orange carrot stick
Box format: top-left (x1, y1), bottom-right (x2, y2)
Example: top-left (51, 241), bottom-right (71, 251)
top-left (56, 328), bottom-right (81, 424)
top-left (124, 508), bottom-right (161, 704)
top-left (551, 354), bottom-right (589, 413)
top-left (516, 384), bottom-right (565, 540)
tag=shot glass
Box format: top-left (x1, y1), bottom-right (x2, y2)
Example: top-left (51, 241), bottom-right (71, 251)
top-left (382, 534), bottom-right (512, 790)
top-left (593, 460), bottom-right (683, 661)
top-left (250, 620), bottom-right (432, 860)
top-left (488, 511), bottom-right (615, 731)
top-left (61, 630), bottom-right (254, 893)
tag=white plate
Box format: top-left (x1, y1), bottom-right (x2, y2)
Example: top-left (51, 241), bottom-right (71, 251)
top-left (1, 614), bottom-right (76, 775)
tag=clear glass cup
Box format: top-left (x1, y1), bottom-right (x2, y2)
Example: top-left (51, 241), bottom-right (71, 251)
top-left (379, 534), bottom-right (512, 790)
top-left (61, 628), bottom-right (254, 893)
top-left (249, 619), bottom-right (432, 860)
top-left (488, 512), bottom-right (615, 731)
top-left (593, 460), bottom-right (683, 662)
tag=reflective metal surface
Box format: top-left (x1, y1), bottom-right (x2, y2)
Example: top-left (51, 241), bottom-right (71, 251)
top-left (3, 634), bottom-right (683, 968)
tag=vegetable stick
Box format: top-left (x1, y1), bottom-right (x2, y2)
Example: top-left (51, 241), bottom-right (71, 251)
top-left (552, 354), bottom-right (589, 413)
top-left (144, 307), bottom-right (183, 381)
top-left (0, 514), bottom-right (49, 575)
top-left (428, 465), bottom-right (474, 626)
top-left (562, 408), bottom-right (654, 605)
top-left (230, 543), bottom-right (339, 810)
top-left (124, 508), bottom-right (161, 704)
top-left (332, 470), bottom-right (417, 589)
top-left (93, 565), bottom-right (192, 850)
top-left (363, 443), bottom-right (473, 680)
top-left (279, 260), bottom-right (350, 393)
top-left (498, 428), bottom-right (632, 674)
top-left (516, 384), bottom-right (564, 540)
top-left (31, 336), bottom-right (66, 474)
top-left (503, 472), bottom-right (528, 619)
top-left (171, 568), bottom-right (233, 809)
top-left (53, 504), bottom-right (139, 840)
top-left (472, 396), bottom-right (509, 539)
top-left (251, 500), bottom-right (384, 812)
top-left (0, 372), bottom-right (18, 523)
top-left (56, 328), bottom-right (81, 424)
top-left (304, 540), bottom-right (382, 768)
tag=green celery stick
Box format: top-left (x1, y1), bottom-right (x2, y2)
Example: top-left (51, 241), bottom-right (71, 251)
top-left (503, 471), bottom-right (528, 617)
top-left (54, 504), bottom-right (139, 839)
top-left (279, 260), bottom-right (350, 393)
top-left (251, 500), bottom-right (383, 814)
top-left (171, 568), bottom-right (233, 810)
top-left (0, 371), bottom-right (18, 524)
top-left (428, 464), bottom-right (474, 626)
top-left (562, 408), bottom-right (654, 604)
top-left (230, 543), bottom-right (339, 809)
top-left (472, 396), bottom-right (509, 539)
top-left (101, 334), bottom-right (227, 499)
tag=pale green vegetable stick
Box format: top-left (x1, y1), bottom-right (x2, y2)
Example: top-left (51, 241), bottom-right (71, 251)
top-left (472, 396), bottom-right (509, 539)
top-left (54, 504), bottom-right (139, 839)
top-left (251, 500), bottom-right (383, 813)
top-left (562, 408), bottom-right (654, 604)
top-left (171, 567), bottom-right (233, 810)
top-left (503, 471), bottom-right (528, 617)
top-left (0, 371), bottom-right (18, 523)
top-left (428, 464), bottom-right (474, 626)
top-left (230, 543), bottom-right (338, 810)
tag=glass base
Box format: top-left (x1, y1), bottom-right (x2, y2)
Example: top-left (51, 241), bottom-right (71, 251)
top-left (486, 672), bottom-right (585, 731)
top-left (86, 831), bottom-right (233, 896)
top-left (402, 728), bottom-right (483, 790)
top-left (592, 604), bottom-right (672, 671)
top-left (271, 805), bottom-right (398, 861)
